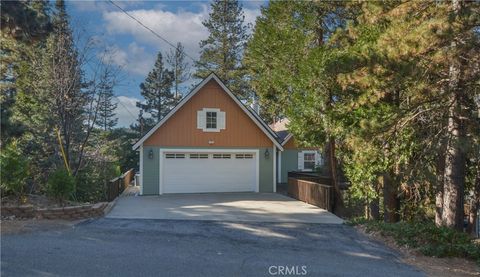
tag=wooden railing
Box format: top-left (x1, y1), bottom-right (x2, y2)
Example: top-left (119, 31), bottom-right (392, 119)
top-left (287, 176), bottom-right (333, 212)
top-left (106, 168), bottom-right (135, 202)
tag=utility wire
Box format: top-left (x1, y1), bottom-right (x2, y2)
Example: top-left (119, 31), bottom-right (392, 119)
top-left (114, 95), bottom-right (138, 121)
top-left (107, 0), bottom-right (213, 73)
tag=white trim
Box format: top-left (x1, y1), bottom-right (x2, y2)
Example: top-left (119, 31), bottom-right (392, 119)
top-left (278, 151), bottom-right (282, 183)
top-left (139, 145), bottom-right (143, 195)
top-left (132, 73), bottom-right (283, 151)
top-left (200, 108), bottom-right (222, 132)
top-left (273, 144), bottom-right (276, 192)
top-left (281, 133), bottom-right (294, 146)
top-left (159, 148), bottom-right (163, 194)
top-left (301, 150), bottom-right (317, 172)
top-left (159, 148), bottom-right (260, 194)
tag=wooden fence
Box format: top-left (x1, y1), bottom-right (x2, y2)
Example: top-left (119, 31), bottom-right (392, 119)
top-left (287, 174), bottom-right (333, 212)
top-left (106, 168), bottom-right (135, 202)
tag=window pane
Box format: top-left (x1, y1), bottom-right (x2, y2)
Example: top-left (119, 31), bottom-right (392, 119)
top-left (304, 161), bottom-right (315, 170)
top-left (304, 153), bottom-right (315, 161)
top-left (304, 153), bottom-right (315, 170)
top-left (206, 111), bottom-right (217, 129)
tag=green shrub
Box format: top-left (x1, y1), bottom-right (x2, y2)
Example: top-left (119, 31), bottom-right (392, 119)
top-left (0, 141), bottom-right (29, 198)
top-left (353, 220), bottom-right (480, 263)
top-left (46, 168), bottom-right (76, 202)
top-left (75, 161), bottom-right (119, 202)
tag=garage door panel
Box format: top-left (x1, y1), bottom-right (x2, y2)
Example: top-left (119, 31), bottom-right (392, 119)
top-left (162, 152), bottom-right (256, 193)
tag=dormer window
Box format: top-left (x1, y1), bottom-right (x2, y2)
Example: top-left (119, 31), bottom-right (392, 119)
top-left (197, 108), bottom-right (225, 132)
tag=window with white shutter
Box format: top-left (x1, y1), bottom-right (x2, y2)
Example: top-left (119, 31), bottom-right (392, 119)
top-left (197, 108), bottom-right (226, 132)
top-left (298, 150), bottom-right (320, 171)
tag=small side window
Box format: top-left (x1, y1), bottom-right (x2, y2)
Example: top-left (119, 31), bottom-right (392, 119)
top-left (303, 153), bottom-right (315, 170)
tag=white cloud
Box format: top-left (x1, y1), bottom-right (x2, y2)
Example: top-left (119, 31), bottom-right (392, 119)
top-left (102, 42), bottom-right (154, 76)
top-left (102, 5), bottom-right (261, 60)
top-left (243, 8), bottom-right (262, 28)
top-left (103, 7), bottom-right (209, 59)
top-left (114, 96), bottom-right (140, 127)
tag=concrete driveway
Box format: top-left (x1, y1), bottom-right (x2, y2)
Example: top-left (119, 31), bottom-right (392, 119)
top-left (106, 192), bottom-right (343, 224)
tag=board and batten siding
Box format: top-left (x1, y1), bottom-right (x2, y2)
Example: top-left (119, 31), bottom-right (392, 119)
top-left (143, 80), bottom-right (272, 148)
top-left (141, 146), bottom-right (275, 195)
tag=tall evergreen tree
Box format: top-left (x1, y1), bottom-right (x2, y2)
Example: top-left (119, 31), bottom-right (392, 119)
top-left (245, 0), bottom-right (479, 229)
top-left (166, 42), bottom-right (190, 99)
top-left (245, 1), bottom-right (353, 212)
top-left (13, 0), bottom-right (87, 177)
top-left (140, 52), bottom-right (175, 122)
top-left (1, 0), bottom-right (52, 145)
top-left (195, 0), bottom-right (250, 98)
top-left (95, 75), bottom-right (118, 131)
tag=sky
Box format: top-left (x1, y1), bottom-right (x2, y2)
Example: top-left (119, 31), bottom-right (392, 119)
top-left (66, 0), bottom-right (266, 127)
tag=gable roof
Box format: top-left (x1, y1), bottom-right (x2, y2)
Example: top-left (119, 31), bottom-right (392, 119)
top-left (132, 73), bottom-right (284, 151)
top-left (280, 133), bottom-right (293, 146)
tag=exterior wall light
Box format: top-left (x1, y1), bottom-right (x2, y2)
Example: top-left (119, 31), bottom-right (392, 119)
top-left (264, 149), bottom-right (270, 159)
top-left (148, 149), bottom-right (154, 159)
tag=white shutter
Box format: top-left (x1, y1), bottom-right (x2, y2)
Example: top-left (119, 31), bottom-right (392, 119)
top-left (298, 152), bottom-right (304, 171)
top-left (197, 110), bottom-right (205, 129)
top-left (315, 152), bottom-right (323, 166)
top-left (218, 111), bottom-right (226, 130)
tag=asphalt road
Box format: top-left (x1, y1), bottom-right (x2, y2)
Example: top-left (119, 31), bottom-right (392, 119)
top-left (1, 218), bottom-right (424, 277)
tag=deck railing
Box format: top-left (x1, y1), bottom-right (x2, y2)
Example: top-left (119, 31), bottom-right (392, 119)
top-left (287, 172), bottom-right (333, 212)
top-left (106, 168), bottom-right (135, 202)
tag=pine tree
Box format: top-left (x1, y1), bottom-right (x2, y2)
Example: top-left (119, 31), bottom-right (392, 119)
top-left (166, 42), bottom-right (190, 99)
top-left (1, 0), bottom-right (52, 145)
top-left (195, 0), bottom-right (250, 98)
top-left (244, 1), bottom-right (353, 212)
top-left (95, 75), bottom-right (118, 131)
top-left (13, 0), bottom-right (88, 177)
top-left (140, 52), bottom-right (175, 122)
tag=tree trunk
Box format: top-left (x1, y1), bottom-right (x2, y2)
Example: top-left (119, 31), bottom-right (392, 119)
top-left (369, 197), bottom-right (380, 220)
top-left (466, 167), bottom-right (480, 235)
top-left (328, 138), bottom-right (344, 212)
top-left (383, 171), bottom-right (399, 223)
top-left (435, 143), bottom-right (446, 226)
top-left (441, 0), bottom-right (466, 231)
top-left (371, 181), bottom-right (381, 220)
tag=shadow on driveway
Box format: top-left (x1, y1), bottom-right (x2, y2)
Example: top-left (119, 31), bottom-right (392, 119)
top-left (107, 192), bottom-right (343, 224)
top-left (1, 218), bottom-right (424, 277)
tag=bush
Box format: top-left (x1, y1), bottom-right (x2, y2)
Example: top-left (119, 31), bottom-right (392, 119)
top-left (350, 220), bottom-right (480, 263)
top-left (46, 168), bottom-right (76, 202)
top-left (0, 141), bottom-right (29, 198)
top-left (75, 161), bottom-right (119, 202)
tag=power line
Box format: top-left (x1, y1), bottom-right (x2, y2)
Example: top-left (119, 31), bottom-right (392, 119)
top-left (114, 95), bottom-right (138, 121)
top-left (107, 0), bottom-right (212, 73)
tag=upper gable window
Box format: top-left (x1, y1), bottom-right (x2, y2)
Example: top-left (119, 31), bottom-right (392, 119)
top-left (206, 111), bottom-right (217, 129)
top-left (197, 108), bottom-right (225, 132)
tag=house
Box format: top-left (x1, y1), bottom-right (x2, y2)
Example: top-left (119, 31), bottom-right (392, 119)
top-left (133, 73), bottom-right (323, 195)
top-left (270, 119), bottom-right (324, 184)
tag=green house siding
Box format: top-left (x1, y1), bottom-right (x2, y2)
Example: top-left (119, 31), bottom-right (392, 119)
top-left (280, 150), bottom-right (300, 183)
top-left (141, 146), bottom-right (275, 194)
top-left (259, 147), bottom-right (274, 192)
top-left (142, 146), bottom-right (160, 195)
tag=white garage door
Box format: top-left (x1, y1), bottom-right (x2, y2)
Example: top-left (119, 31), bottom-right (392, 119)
top-left (162, 152), bottom-right (257, 193)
